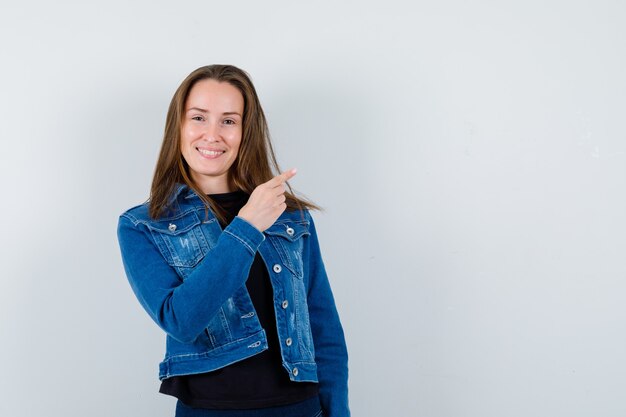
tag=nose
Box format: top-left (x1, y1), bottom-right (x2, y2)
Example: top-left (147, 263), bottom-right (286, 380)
top-left (202, 120), bottom-right (220, 142)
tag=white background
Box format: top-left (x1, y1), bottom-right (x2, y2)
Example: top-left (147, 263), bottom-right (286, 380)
top-left (1, 1), bottom-right (625, 416)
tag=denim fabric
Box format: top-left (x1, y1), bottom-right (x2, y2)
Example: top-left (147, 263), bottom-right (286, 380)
top-left (175, 395), bottom-right (322, 417)
top-left (117, 184), bottom-right (349, 417)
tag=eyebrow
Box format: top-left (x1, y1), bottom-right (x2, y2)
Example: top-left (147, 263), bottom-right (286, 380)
top-left (186, 107), bottom-right (242, 117)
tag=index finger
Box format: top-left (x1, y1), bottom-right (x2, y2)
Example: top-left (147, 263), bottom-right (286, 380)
top-left (279, 168), bottom-right (297, 182)
top-left (266, 168), bottom-right (297, 187)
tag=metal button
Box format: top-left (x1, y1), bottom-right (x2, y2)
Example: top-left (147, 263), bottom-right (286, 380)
top-left (168, 223), bottom-right (177, 232)
top-left (292, 367), bottom-right (299, 376)
top-left (273, 264), bottom-right (282, 273)
top-left (286, 227), bottom-right (295, 236)
top-left (282, 300), bottom-right (289, 309)
top-left (285, 337), bottom-right (292, 346)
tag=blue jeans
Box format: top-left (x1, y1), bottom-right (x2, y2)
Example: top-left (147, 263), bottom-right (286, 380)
top-left (175, 395), bottom-right (323, 417)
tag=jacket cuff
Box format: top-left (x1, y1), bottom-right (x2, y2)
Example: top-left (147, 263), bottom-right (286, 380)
top-left (223, 216), bottom-right (265, 255)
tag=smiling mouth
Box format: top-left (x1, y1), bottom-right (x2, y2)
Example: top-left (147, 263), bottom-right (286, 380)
top-left (197, 148), bottom-right (225, 157)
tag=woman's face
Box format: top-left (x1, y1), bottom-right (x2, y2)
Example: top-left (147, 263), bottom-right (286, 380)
top-left (181, 79), bottom-right (244, 194)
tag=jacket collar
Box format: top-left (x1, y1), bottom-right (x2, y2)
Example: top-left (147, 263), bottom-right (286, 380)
top-left (172, 183), bottom-right (202, 202)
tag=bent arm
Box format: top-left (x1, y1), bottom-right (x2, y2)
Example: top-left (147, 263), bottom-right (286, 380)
top-left (117, 214), bottom-right (264, 343)
top-left (304, 213), bottom-right (350, 417)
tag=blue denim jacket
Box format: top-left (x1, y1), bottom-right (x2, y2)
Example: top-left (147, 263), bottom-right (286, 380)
top-left (117, 185), bottom-right (349, 417)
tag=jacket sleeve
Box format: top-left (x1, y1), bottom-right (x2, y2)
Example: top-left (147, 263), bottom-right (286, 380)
top-left (117, 213), bottom-right (264, 343)
top-left (304, 212), bottom-right (350, 417)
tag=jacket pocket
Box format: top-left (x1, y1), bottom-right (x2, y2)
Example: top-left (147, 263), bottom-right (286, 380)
top-left (264, 220), bottom-right (309, 278)
top-left (145, 210), bottom-right (207, 270)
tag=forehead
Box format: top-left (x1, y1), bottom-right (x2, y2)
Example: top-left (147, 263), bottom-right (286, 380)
top-left (185, 79), bottom-right (244, 111)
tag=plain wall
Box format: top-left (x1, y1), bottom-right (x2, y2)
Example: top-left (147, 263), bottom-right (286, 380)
top-left (1, 1), bottom-right (625, 416)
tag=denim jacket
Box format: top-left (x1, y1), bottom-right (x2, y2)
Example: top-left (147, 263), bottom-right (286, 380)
top-left (117, 185), bottom-right (349, 417)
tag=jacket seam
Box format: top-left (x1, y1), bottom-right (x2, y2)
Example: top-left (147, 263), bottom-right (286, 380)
top-left (223, 229), bottom-right (255, 255)
top-left (120, 212), bottom-right (139, 225)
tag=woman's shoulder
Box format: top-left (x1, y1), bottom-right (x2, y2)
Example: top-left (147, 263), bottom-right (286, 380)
top-left (119, 201), bottom-right (151, 224)
top-left (121, 184), bottom-right (197, 222)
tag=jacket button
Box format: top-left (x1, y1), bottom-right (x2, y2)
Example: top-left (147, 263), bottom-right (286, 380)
top-left (286, 227), bottom-right (295, 236)
top-left (168, 223), bottom-right (177, 232)
top-left (281, 300), bottom-right (289, 309)
top-left (292, 367), bottom-right (299, 376)
top-left (273, 264), bottom-right (282, 273)
top-left (285, 337), bottom-right (292, 346)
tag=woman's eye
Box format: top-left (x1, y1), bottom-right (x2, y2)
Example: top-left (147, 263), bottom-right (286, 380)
top-left (223, 119), bottom-right (236, 125)
top-left (191, 116), bottom-right (204, 121)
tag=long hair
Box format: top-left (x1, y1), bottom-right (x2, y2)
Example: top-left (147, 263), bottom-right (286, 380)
top-left (149, 64), bottom-right (319, 221)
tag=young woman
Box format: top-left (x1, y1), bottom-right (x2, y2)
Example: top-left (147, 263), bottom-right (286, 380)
top-left (117, 65), bottom-right (349, 417)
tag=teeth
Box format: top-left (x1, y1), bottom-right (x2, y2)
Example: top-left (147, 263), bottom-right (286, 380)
top-left (198, 149), bottom-right (224, 156)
